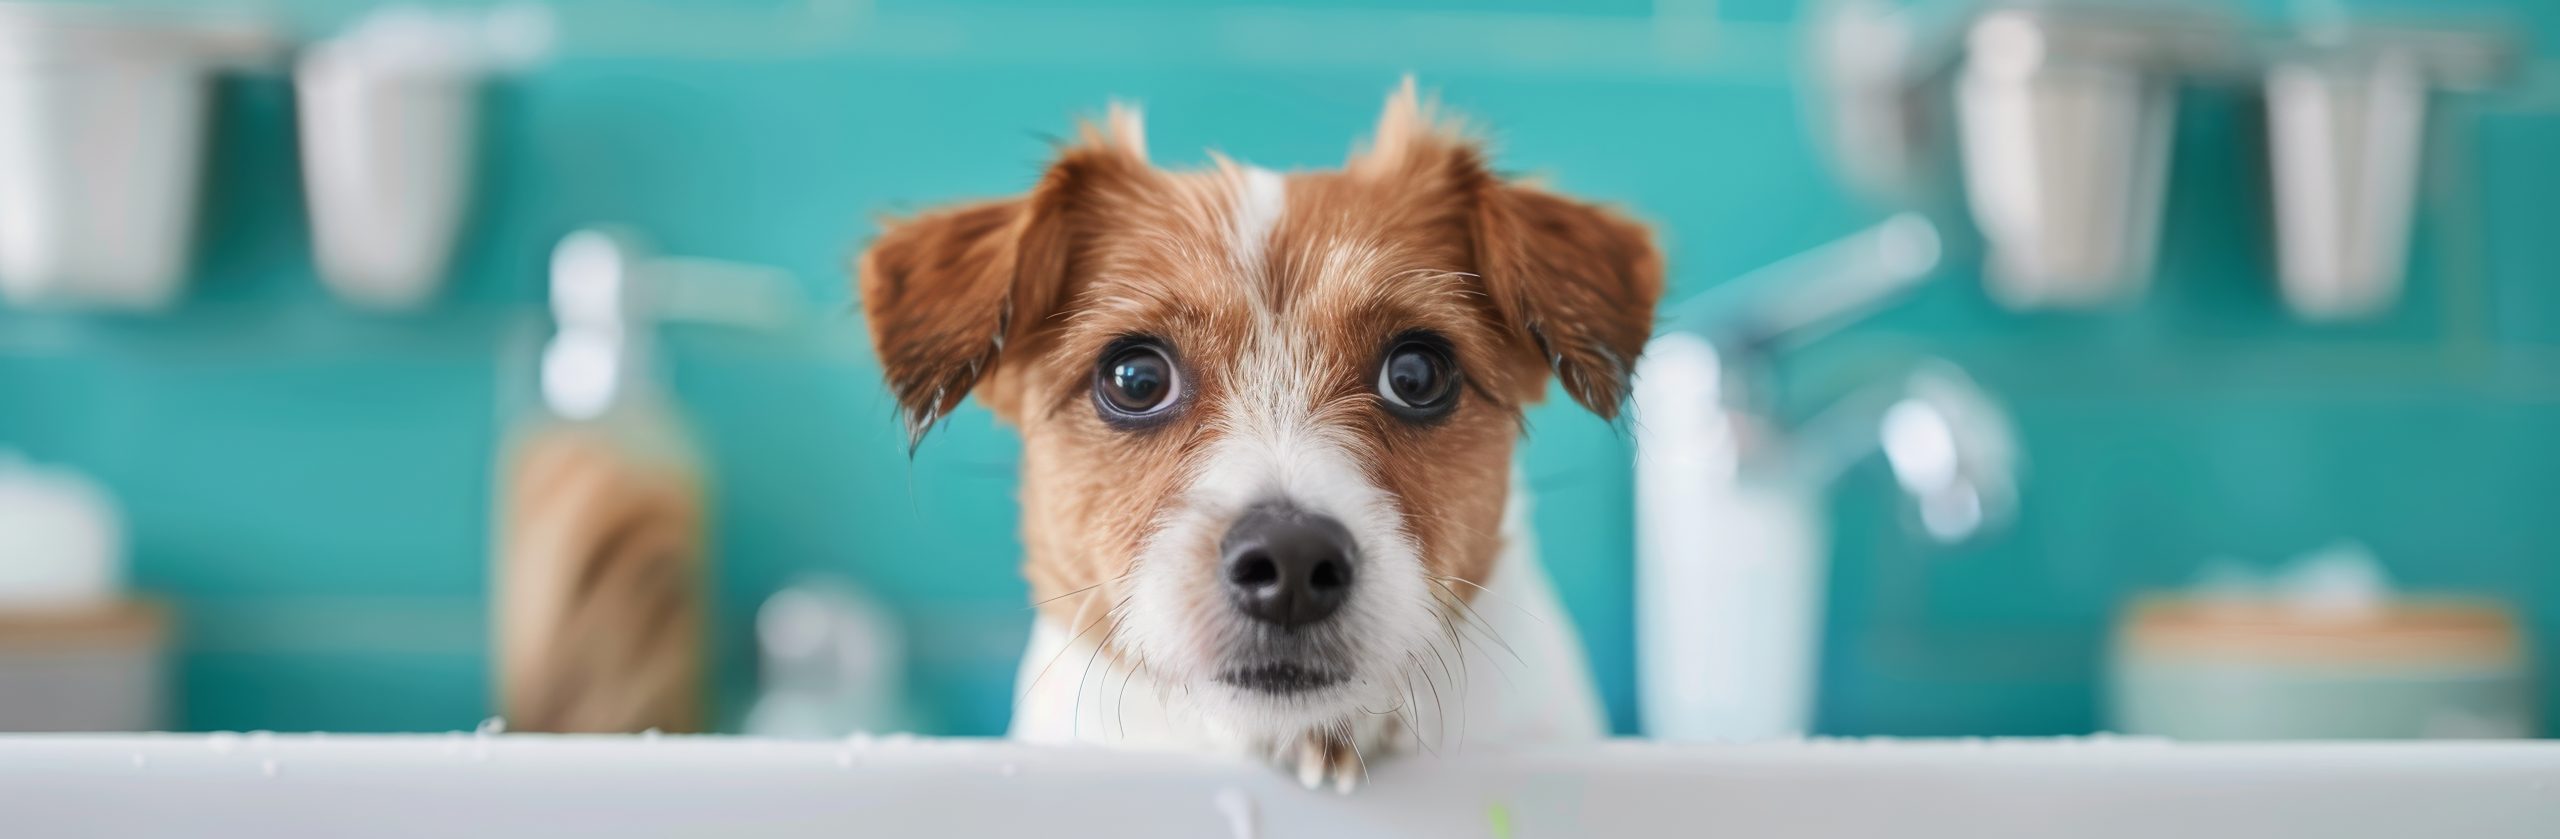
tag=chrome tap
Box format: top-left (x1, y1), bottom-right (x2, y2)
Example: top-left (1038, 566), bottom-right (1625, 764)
top-left (1641, 213), bottom-right (2016, 540)
top-left (1634, 214), bottom-right (2018, 741)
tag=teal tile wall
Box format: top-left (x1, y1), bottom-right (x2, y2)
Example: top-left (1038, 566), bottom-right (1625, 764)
top-left (1, 0), bottom-right (2556, 737)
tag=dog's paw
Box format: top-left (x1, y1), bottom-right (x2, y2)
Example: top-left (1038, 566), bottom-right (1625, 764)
top-left (1283, 716), bottom-right (1399, 794)
top-left (1290, 733), bottom-right (1361, 794)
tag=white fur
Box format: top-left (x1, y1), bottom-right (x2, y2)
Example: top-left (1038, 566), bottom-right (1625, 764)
top-left (1229, 166), bottom-right (1286, 279)
top-left (1114, 329), bottom-right (1439, 739)
top-left (1010, 472), bottom-right (1608, 754)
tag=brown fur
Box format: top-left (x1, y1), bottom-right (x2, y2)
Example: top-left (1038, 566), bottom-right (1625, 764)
top-left (857, 82), bottom-right (1662, 651)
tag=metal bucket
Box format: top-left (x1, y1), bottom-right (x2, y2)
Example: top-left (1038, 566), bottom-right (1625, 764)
top-left (1955, 9), bottom-right (2194, 309)
top-left (2262, 28), bottom-right (2512, 320)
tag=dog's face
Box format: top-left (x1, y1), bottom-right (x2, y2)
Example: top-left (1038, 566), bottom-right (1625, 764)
top-left (860, 84), bottom-right (1659, 743)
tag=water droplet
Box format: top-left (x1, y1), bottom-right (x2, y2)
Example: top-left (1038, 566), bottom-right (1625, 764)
top-left (260, 759), bottom-right (280, 778)
top-left (470, 724), bottom-right (496, 762)
top-left (130, 754), bottom-right (148, 768)
top-left (248, 730), bottom-right (274, 749)
top-left (440, 731), bottom-right (465, 756)
top-left (843, 732), bottom-right (874, 748)
top-left (641, 728), bottom-right (662, 742)
top-left (207, 732), bottom-right (241, 754)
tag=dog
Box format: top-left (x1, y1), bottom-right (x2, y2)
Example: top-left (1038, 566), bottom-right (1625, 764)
top-left (857, 80), bottom-right (1662, 791)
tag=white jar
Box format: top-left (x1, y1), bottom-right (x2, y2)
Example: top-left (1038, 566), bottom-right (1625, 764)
top-left (0, 454), bottom-right (124, 608)
top-left (2112, 598), bottom-right (2533, 740)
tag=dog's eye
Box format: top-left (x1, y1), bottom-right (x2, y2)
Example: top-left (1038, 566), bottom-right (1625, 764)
top-left (1094, 340), bottom-right (1181, 424)
top-left (1377, 339), bottom-right (1458, 420)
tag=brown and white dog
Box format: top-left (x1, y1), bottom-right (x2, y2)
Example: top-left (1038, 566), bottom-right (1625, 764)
top-left (857, 81), bottom-right (1662, 790)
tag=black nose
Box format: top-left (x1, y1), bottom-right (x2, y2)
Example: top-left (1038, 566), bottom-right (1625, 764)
top-left (1220, 503), bottom-right (1356, 630)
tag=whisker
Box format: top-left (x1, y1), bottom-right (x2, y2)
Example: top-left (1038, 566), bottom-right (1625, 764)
top-left (1397, 661), bottom-right (1437, 756)
top-left (1023, 595), bottom-right (1125, 697)
top-left (1428, 623), bottom-right (1470, 751)
top-left (1338, 720), bottom-right (1371, 786)
top-left (1026, 582), bottom-right (1103, 611)
top-left (1114, 641), bottom-right (1141, 742)
top-left (1423, 631), bottom-right (1463, 748)
top-left (1432, 589), bottom-right (1522, 690)
top-left (1443, 583), bottom-right (1515, 670)
top-left (1435, 515), bottom-right (1507, 543)
top-left (1072, 606), bottom-right (1129, 742)
top-left (1424, 630), bottom-right (1458, 693)
top-left (1408, 650), bottom-right (1445, 751)
top-left (1386, 702), bottom-right (1423, 755)
top-left (1435, 609), bottom-right (1474, 696)
top-left (1358, 697), bottom-right (1408, 716)
top-left (1431, 579), bottom-right (1524, 665)
top-left (1433, 574), bottom-right (1552, 629)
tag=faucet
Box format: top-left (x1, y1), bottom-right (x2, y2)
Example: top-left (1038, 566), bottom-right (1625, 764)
top-left (1633, 214), bottom-right (2020, 742)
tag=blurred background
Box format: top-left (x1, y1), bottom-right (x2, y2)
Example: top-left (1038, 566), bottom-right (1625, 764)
top-left (0, 0), bottom-right (2555, 745)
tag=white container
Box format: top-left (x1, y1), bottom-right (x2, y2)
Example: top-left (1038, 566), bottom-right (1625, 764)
top-left (1634, 333), bottom-right (1829, 743)
top-left (1955, 10), bottom-right (2183, 309)
top-left (0, 453), bottom-right (124, 609)
top-left (2265, 54), bottom-right (2429, 320)
top-left (297, 7), bottom-right (548, 310)
top-left (1640, 483), bottom-right (1831, 741)
top-left (0, 7), bottom-right (267, 309)
top-left (297, 62), bottom-right (479, 309)
top-left (2261, 27), bottom-right (2513, 321)
top-left (2113, 598), bottom-right (2532, 740)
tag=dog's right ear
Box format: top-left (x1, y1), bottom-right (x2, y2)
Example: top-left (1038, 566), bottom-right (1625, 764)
top-left (857, 106), bottom-right (1150, 448)
top-left (859, 197), bottom-right (1036, 447)
top-left (1350, 78), bottom-right (1662, 421)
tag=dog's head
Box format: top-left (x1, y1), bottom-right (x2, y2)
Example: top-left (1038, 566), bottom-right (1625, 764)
top-left (859, 81), bottom-right (1660, 741)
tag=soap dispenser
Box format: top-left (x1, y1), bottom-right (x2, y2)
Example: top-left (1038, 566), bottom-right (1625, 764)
top-left (493, 229), bottom-right (709, 734)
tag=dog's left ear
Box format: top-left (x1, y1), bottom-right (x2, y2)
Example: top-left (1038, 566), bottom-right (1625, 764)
top-left (1472, 182), bottom-right (1662, 419)
top-left (1352, 79), bottom-right (1663, 419)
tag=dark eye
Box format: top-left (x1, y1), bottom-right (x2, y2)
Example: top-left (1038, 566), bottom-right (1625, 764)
top-left (1377, 339), bottom-right (1458, 420)
top-left (1094, 340), bottom-right (1181, 424)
